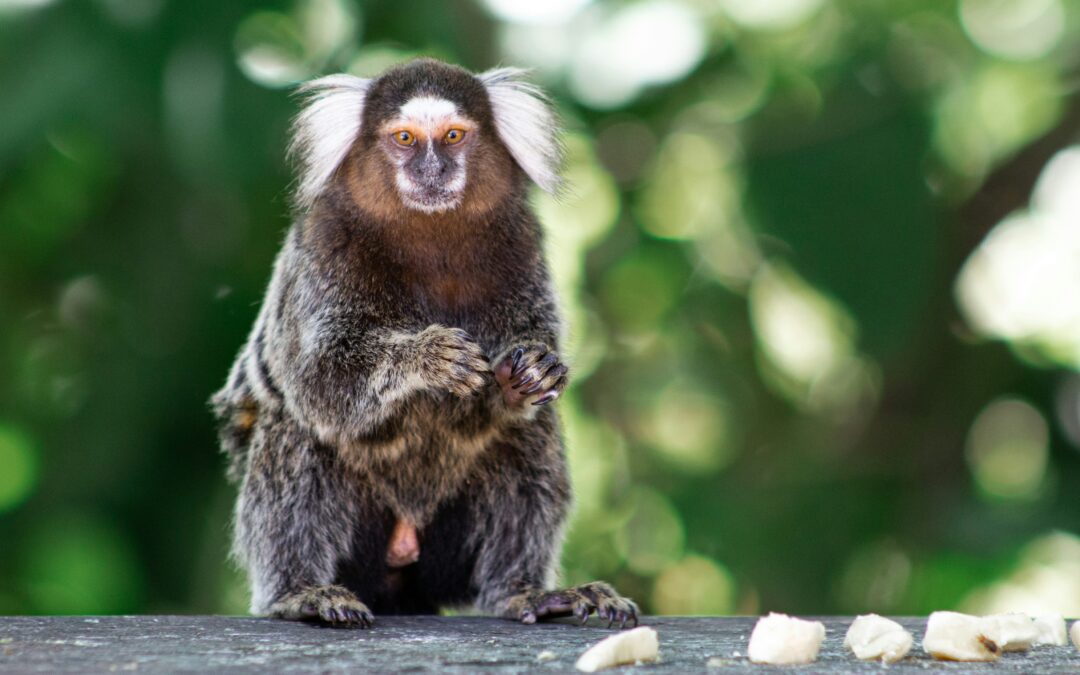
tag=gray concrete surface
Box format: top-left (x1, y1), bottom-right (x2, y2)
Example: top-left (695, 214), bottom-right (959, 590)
top-left (0, 615), bottom-right (1078, 673)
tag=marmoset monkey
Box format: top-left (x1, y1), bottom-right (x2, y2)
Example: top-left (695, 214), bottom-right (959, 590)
top-left (211, 58), bottom-right (638, 628)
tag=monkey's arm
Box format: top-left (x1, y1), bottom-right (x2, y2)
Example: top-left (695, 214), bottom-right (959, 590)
top-left (278, 313), bottom-right (489, 441)
top-left (265, 245), bottom-right (489, 441)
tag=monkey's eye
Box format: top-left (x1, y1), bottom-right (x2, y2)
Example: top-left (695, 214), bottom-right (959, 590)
top-left (444, 129), bottom-right (467, 145)
top-left (392, 130), bottom-right (415, 147)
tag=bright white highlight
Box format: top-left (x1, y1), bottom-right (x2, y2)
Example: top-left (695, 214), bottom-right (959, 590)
top-left (481, 0), bottom-right (592, 25)
top-left (289, 74), bottom-right (371, 209)
top-left (963, 533), bottom-right (1080, 616)
top-left (478, 67), bottom-right (563, 193)
top-left (568, 1), bottom-right (707, 109)
top-left (719, 0), bottom-right (824, 29)
top-left (960, 0), bottom-right (1065, 61)
top-left (956, 146), bottom-right (1080, 368)
top-left (0, 0), bottom-right (55, 10)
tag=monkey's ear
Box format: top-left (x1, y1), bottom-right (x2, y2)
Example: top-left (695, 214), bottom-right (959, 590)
top-left (288, 74), bottom-right (373, 210)
top-left (477, 68), bottom-right (563, 194)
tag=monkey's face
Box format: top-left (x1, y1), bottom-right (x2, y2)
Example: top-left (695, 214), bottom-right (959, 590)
top-left (378, 97), bottom-right (476, 214)
top-left (292, 59), bottom-right (559, 217)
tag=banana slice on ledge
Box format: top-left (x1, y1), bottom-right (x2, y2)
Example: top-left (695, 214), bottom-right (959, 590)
top-left (574, 626), bottom-right (659, 672)
top-left (1031, 614), bottom-right (1067, 646)
top-left (980, 613), bottom-right (1040, 652)
top-left (843, 614), bottom-right (913, 663)
top-left (922, 611), bottom-right (1001, 662)
top-left (747, 613), bottom-right (826, 665)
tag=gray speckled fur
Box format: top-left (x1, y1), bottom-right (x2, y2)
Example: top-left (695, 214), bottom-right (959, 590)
top-left (209, 60), bottom-right (632, 625)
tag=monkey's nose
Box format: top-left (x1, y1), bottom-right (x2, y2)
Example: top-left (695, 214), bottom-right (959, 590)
top-left (421, 160), bottom-right (449, 180)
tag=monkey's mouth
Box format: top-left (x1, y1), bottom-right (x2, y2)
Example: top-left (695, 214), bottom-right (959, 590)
top-left (400, 190), bottom-right (461, 213)
top-left (397, 180), bottom-right (464, 214)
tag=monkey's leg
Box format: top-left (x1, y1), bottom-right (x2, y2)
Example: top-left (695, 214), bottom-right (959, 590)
top-left (470, 422), bottom-right (639, 628)
top-left (234, 414), bottom-right (373, 627)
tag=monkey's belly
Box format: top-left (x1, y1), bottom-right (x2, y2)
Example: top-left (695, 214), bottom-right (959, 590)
top-left (340, 399), bottom-right (499, 528)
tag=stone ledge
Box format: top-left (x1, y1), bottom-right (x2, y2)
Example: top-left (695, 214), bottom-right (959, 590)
top-left (1, 615), bottom-right (1077, 673)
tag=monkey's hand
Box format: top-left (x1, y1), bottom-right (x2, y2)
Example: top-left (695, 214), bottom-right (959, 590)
top-left (414, 326), bottom-right (490, 398)
top-left (504, 582), bottom-right (639, 628)
top-left (494, 345), bottom-right (568, 407)
top-left (268, 585), bottom-right (374, 628)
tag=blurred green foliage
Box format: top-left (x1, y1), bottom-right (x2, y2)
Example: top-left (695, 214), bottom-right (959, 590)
top-left (2, 0), bottom-right (1080, 618)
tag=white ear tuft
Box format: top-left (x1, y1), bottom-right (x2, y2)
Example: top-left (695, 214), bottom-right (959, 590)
top-left (288, 74), bottom-right (372, 210)
top-left (478, 67), bottom-right (563, 194)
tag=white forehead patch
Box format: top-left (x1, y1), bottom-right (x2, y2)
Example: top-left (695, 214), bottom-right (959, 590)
top-left (399, 96), bottom-right (458, 126)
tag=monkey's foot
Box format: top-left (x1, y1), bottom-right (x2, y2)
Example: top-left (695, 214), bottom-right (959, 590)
top-left (268, 585), bottom-right (374, 628)
top-left (495, 345), bottom-right (568, 407)
top-left (505, 582), bottom-right (639, 629)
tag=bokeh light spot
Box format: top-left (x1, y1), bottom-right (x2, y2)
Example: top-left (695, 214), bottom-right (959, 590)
top-left (637, 381), bottom-right (734, 474)
top-left (21, 514), bottom-right (145, 614)
top-left (235, 11), bottom-right (309, 88)
top-left (836, 539), bottom-right (912, 612)
top-left (235, 0), bottom-right (358, 88)
top-left (960, 0), bottom-right (1064, 61)
top-left (638, 131), bottom-right (739, 241)
top-left (719, 0), bottom-right (824, 30)
top-left (1032, 146), bottom-right (1080, 227)
top-left (750, 263), bottom-right (854, 385)
top-left (962, 532), bottom-right (1080, 615)
top-left (600, 249), bottom-right (684, 335)
top-left (934, 63), bottom-right (1061, 179)
top-left (615, 487), bottom-right (686, 575)
top-left (0, 0), bottom-right (55, 11)
top-left (652, 555), bottom-right (736, 615)
top-left (956, 146), bottom-right (1080, 368)
top-left (0, 424), bottom-right (39, 513)
top-left (966, 397), bottom-right (1049, 500)
top-left (481, 0), bottom-right (592, 25)
top-left (568, 1), bottom-right (707, 109)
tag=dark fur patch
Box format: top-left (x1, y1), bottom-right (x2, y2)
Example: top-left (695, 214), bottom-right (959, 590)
top-left (335, 490), bottom-right (479, 614)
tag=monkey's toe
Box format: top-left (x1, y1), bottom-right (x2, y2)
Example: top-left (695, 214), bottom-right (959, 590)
top-left (580, 582), bottom-right (639, 629)
top-left (269, 585), bottom-right (375, 628)
top-left (568, 581), bottom-right (639, 629)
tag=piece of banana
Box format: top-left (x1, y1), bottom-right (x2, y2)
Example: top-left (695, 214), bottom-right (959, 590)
top-left (922, 611), bottom-right (1001, 661)
top-left (747, 613), bottom-right (826, 665)
top-left (1031, 614), bottom-right (1067, 646)
top-left (843, 614), bottom-right (913, 663)
top-left (574, 626), bottom-right (659, 672)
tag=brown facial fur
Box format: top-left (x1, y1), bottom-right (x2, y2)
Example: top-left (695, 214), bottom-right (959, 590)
top-left (339, 135), bottom-right (519, 313)
top-left (344, 128), bottom-right (516, 225)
